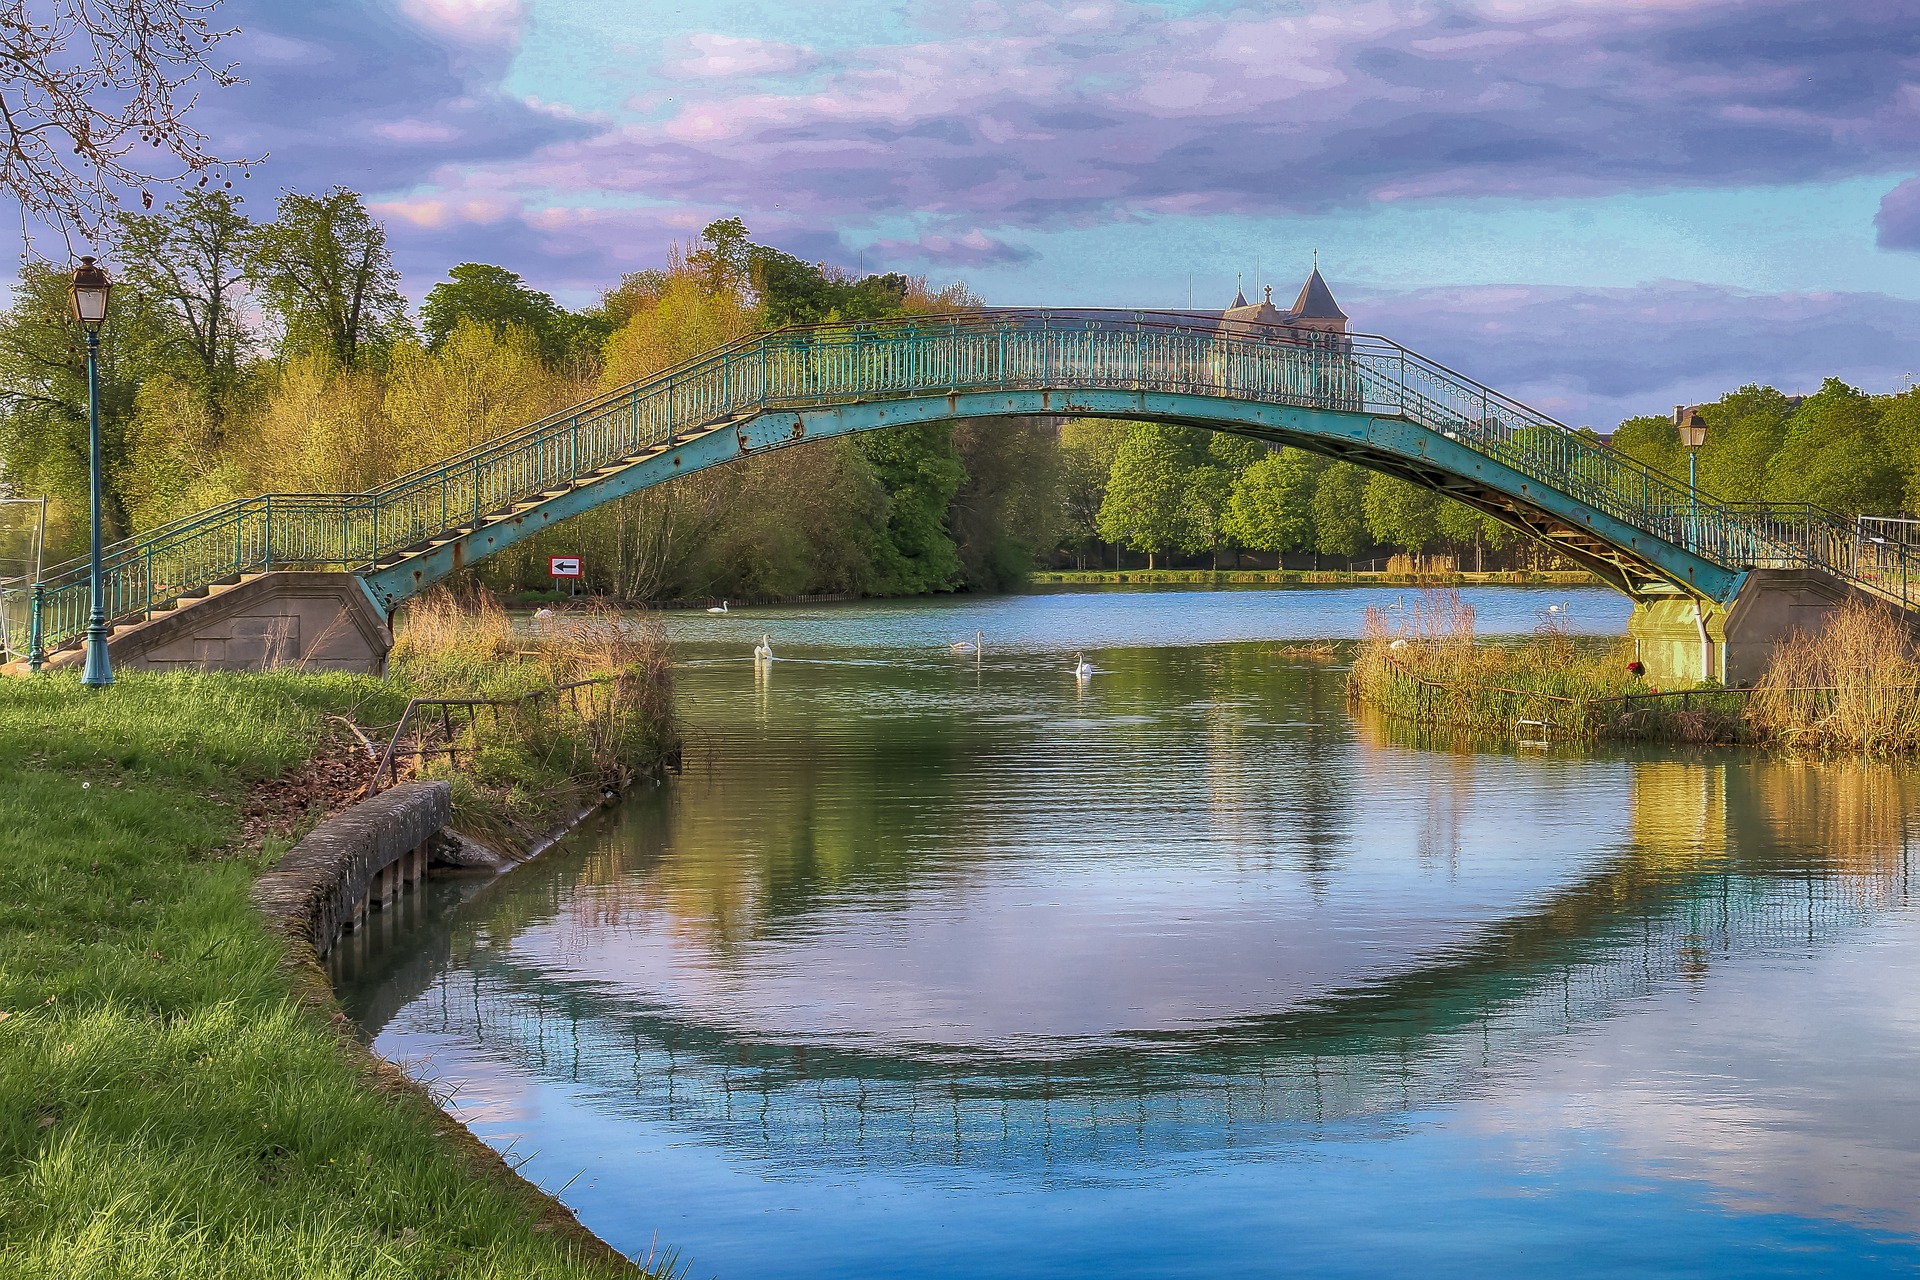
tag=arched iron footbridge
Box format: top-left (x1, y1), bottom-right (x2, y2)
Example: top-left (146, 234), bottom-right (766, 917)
top-left (14, 310), bottom-right (1919, 664)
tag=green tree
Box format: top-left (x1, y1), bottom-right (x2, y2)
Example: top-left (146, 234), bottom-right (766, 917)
top-left (1696, 385), bottom-right (1792, 501)
top-left (0, 262), bottom-right (177, 550)
top-left (1610, 413), bottom-right (1685, 481)
top-left (422, 264), bottom-right (557, 346)
top-left (113, 189), bottom-right (257, 403)
top-left (254, 188), bottom-right (406, 370)
top-left (1310, 462), bottom-right (1371, 560)
top-left (1222, 447), bottom-right (1320, 554)
top-left (1878, 388), bottom-right (1920, 511)
top-left (1766, 378), bottom-right (1903, 514)
top-left (1057, 418), bottom-right (1132, 565)
top-left (1363, 472), bottom-right (1441, 552)
top-left (951, 417), bottom-right (1063, 590)
top-left (1097, 422), bottom-right (1210, 567)
top-left (857, 422), bottom-right (967, 593)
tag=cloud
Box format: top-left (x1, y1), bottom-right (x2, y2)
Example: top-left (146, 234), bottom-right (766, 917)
top-left (449, 0), bottom-right (1920, 232)
top-left (868, 228), bottom-right (1035, 266)
top-left (400, 0), bottom-right (527, 48)
top-left (191, 0), bottom-right (586, 198)
top-left (1359, 281), bottom-right (1920, 427)
top-left (1875, 176), bottom-right (1920, 251)
top-left (660, 34), bottom-right (818, 79)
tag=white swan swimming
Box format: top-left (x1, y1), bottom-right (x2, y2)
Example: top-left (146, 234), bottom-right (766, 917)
top-left (950, 630), bottom-right (983, 653)
top-left (707, 600), bottom-right (729, 614)
top-left (1072, 652), bottom-right (1093, 680)
top-left (754, 635), bottom-right (773, 662)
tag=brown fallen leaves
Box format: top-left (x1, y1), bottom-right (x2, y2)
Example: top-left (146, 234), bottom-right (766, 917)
top-left (234, 729), bottom-right (377, 848)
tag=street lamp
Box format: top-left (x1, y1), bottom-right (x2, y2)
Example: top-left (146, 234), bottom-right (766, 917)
top-left (1674, 404), bottom-right (1709, 553)
top-left (1675, 405), bottom-right (1709, 486)
top-left (69, 256), bottom-right (112, 687)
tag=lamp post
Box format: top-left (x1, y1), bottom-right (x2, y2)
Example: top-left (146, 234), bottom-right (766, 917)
top-left (1675, 404), bottom-right (1708, 553)
top-left (70, 256), bottom-right (113, 687)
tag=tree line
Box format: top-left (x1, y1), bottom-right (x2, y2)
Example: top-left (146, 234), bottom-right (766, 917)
top-left (4, 190), bottom-right (1919, 599)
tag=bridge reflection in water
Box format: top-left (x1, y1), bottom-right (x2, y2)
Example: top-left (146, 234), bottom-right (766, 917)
top-left (337, 751), bottom-right (1916, 1185)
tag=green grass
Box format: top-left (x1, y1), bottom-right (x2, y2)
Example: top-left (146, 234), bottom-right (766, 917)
top-left (0, 671), bottom-right (643, 1278)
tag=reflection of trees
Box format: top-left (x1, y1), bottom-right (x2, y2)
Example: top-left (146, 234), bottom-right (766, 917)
top-left (346, 657), bottom-right (1920, 1178)
top-left (553, 646), bottom-right (1362, 952)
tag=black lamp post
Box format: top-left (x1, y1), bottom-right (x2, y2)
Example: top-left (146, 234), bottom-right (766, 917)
top-left (70, 256), bottom-right (112, 687)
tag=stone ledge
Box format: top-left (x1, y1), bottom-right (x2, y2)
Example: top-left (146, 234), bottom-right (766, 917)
top-left (252, 780), bottom-right (450, 957)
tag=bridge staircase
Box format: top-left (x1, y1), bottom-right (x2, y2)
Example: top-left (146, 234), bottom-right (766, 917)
top-left (5, 311), bottom-right (1915, 677)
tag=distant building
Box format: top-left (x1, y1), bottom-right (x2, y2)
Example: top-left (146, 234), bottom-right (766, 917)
top-left (1221, 267), bottom-right (1349, 338)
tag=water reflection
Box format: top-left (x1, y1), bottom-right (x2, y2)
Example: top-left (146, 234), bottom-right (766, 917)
top-left (334, 610), bottom-right (1920, 1275)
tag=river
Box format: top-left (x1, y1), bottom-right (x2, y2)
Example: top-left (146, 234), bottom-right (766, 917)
top-left (334, 586), bottom-right (1920, 1278)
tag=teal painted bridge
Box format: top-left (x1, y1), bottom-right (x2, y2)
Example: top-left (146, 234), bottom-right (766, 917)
top-left (11, 310), bottom-right (1918, 664)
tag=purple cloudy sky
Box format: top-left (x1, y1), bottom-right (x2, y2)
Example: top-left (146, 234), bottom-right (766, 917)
top-left (190, 0), bottom-right (1920, 426)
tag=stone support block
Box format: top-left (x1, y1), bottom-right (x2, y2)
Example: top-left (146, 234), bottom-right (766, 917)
top-left (252, 781), bottom-right (450, 958)
top-left (1628, 568), bottom-right (1907, 688)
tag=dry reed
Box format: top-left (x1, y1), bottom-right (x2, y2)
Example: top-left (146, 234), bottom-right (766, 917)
top-left (387, 588), bottom-right (680, 834)
top-left (1747, 598), bottom-right (1920, 753)
top-left (1350, 587), bottom-right (1641, 737)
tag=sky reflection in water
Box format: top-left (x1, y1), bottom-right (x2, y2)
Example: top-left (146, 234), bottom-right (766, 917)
top-left (337, 587), bottom-right (1920, 1278)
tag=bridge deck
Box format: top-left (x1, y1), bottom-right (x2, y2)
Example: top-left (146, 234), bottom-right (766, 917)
top-left (8, 311), bottom-right (1916, 662)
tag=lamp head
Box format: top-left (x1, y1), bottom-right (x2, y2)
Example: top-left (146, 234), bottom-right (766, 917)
top-left (69, 256), bottom-right (111, 331)
top-left (1676, 406), bottom-right (1708, 450)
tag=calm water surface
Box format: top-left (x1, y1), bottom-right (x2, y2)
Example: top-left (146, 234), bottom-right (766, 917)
top-left (336, 586), bottom-right (1920, 1278)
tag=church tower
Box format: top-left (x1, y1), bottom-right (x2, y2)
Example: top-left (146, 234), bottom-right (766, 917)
top-left (1287, 266), bottom-right (1348, 335)
top-left (1221, 265), bottom-right (1349, 335)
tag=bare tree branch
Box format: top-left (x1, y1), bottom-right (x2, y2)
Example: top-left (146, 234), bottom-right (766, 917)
top-left (0, 0), bottom-right (258, 252)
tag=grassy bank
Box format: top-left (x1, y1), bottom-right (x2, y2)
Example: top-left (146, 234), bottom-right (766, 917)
top-left (1347, 591), bottom-right (1662, 739)
top-left (1351, 592), bottom-right (1920, 753)
top-left (387, 592), bottom-right (679, 847)
top-left (1032, 567), bottom-right (1599, 588)
top-left (0, 632), bottom-right (676, 1274)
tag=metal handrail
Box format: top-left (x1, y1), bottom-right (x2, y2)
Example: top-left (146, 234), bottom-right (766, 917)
top-left (12, 311), bottom-right (1919, 659)
top-left (366, 676), bottom-right (616, 795)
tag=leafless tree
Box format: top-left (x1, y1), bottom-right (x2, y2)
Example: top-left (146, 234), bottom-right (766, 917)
top-left (0, 0), bottom-right (256, 249)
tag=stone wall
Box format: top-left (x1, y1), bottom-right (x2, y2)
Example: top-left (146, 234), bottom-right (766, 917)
top-left (1628, 568), bottom-right (1903, 687)
top-left (252, 780), bottom-right (449, 959)
top-left (45, 571), bottom-right (392, 674)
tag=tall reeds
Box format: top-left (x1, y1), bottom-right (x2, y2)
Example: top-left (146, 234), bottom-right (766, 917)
top-left (1350, 587), bottom-right (1640, 737)
top-left (1748, 598), bottom-right (1920, 753)
top-left (388, 588), bottom-right (680, 834)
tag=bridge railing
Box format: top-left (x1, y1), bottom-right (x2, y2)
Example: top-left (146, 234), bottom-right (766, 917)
top-left (13, 311), bottom-right (1918, 660)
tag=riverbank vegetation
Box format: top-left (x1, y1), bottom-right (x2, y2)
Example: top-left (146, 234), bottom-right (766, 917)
top-left (1353, 591), bottom-right (1920, 753)
top-left (386, 590), bottom-right (680, 844)
top-left (12, 196), bottom-right (1915, 608)
top-left (0, 671), bottom-right (647, 1277)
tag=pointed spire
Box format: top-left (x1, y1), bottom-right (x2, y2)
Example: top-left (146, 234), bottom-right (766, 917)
top-left (1231, 272), bottom-right (1248, 309)
top-left (1291, 266), bottom-right (1346, 321)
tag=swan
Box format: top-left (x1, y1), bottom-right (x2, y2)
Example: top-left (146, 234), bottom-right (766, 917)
top-left (1072, 652), bottom-right (1093, 680)
top-left (1545, 601), bottom-right (1569, 616)
top-left (950, 630), bottom-right (983, 654)
top-left (753, 635), bottom-right (773, 662)
top-left (706, 600), bottom-right (729, 614)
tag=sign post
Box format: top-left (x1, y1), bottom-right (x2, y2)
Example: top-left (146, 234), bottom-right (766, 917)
top-left (549, 555), bottom-right (582, 598)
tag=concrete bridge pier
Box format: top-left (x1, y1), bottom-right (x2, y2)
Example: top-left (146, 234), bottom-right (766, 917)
top-left (1628, 569), bottom-right (1884, 688)
top-left (36, 570), bottom-right (392, 675)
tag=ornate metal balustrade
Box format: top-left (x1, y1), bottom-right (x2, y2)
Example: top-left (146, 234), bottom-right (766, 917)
top-left (10, 310), bottom-right (1918, 661)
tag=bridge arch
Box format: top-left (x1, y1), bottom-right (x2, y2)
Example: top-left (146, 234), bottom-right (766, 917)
top-left (16, 311), bottom-right (1917, 680)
